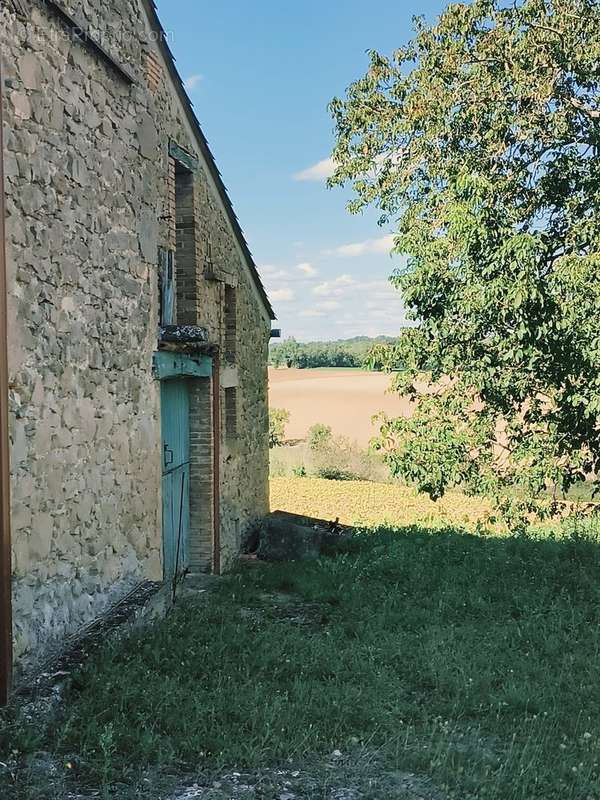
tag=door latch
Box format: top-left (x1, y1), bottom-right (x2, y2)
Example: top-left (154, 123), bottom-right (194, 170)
top-left (164, 444), bottom-right (174, 467)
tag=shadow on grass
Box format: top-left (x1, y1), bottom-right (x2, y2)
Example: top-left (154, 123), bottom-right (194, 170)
top-left (3, 519), bottom-right (600, 799)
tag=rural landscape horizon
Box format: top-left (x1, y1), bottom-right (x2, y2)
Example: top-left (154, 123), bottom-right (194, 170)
top-left (1, 1), bottom-right (599, 799)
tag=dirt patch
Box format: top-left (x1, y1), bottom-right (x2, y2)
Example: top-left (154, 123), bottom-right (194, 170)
top-left (169, 759), bottom-right (446, 800)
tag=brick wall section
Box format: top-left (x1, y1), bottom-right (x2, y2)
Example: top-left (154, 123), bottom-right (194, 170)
top-left (224, 286), bottom-right (237, 362)
top-left (188, 379), bottom-right (213, 570)
top-left (174, 169), bottom-right (198, 325)
top-left (146, 50), bottom-right (163, 95)
top-left (224, 387), bottom-right (238, 440)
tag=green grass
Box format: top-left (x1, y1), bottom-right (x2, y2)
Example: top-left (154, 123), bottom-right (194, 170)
top-left (4, 520), bottom-right (600, 798)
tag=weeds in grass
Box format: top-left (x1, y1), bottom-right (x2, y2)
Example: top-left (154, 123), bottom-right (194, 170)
top-left (270, 438), bottom-right (390, 483)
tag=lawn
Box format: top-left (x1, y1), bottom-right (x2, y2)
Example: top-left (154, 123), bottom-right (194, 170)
top-left (3, 480), bottom-right (600, 799)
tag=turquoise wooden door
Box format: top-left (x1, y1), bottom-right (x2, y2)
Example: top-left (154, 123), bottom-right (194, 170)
top-left (160, 379), bottom-right (190, 579)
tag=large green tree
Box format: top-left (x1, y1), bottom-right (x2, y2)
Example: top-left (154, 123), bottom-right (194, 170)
top-left (329, 0), bottom-right (600, 521)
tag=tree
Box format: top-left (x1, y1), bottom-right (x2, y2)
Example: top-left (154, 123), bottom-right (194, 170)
top-left (269, 408), bottom-right (291, 448)
top-left (308, 423), bottom-right (333, 451)
top-left (329, 0), bottom-right (600, 522)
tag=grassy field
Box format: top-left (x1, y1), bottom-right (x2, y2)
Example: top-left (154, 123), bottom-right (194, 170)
top-left (3, 479), bottom-right (600, 799)
top-left (271, 476), bottom-right (496, 531)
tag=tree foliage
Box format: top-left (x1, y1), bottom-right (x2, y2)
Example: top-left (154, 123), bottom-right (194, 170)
top-left (329, 0), bottom-right (600, 521)
top-left (269, 336), bottom-right (397, 370)
top-left (269, 408), bottom-right (291, 448)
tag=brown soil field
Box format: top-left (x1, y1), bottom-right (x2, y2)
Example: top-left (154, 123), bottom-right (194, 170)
top-left (268, 367), bottom-right (413, 446)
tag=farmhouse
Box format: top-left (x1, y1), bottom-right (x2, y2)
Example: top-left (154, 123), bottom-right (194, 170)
top-left (0, 0), bottom-right (274, 692)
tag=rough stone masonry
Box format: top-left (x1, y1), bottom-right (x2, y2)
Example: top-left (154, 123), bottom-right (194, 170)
top-left (1, 0), bottom-right (273, 679)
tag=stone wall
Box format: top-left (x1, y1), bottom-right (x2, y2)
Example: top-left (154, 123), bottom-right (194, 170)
top-left (217, 269), bottom-right (270, 568)
top-left (2, 0), bottom-right (271, 675)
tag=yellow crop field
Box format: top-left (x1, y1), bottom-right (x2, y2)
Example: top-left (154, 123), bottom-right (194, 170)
top-left (270, 476), bottom-right (496, 532)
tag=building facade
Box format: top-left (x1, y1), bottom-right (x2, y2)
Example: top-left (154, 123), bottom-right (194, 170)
top-left (0, 0), bottom-right (273, 682)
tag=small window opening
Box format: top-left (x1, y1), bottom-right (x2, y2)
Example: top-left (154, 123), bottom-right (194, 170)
top-left (225, 387), bottom-right (238, 440)
top-left (174, 164), bottom-right (196, 325)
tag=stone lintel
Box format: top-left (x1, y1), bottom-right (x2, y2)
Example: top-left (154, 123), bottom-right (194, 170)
top-left (220, 366), bottom-right (239, 389)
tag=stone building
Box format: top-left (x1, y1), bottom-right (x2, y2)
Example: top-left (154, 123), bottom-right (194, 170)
top-left (0, 0), bottom-right (274, 682)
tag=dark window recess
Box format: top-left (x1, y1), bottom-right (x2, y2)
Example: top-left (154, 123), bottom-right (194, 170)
top-left (225, 387), bottom-right (238, 439)
top-left (159, 248), bottom-right (176, 326)
top-left (224, 286), bottom-right (237, 362)
top-left (174, 165), bottom-right (197, 325)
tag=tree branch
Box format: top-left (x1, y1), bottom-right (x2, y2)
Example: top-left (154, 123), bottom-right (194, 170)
top-left (568, 97), bottom-right (600, 119)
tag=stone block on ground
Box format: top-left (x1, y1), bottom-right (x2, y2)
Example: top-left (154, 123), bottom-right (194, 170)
top-left (258, 514), bottom-right (323, 562)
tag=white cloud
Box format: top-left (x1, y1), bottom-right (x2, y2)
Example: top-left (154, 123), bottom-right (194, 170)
top-left (327, 234), bottom-right (396, 258)
top-left (261, 265), bottom-right (289, 281)
top-left (313, 274), bottom-right (356, 296)
top-left (299, 309), bottom-right (326, 318)
top-left (183, 74), bottom-right (203, 91)
top-left (274, 275), bottom-right (406, 340)
top-left (293, 157), bottom-right (336, 182)
top-left (297, 262), bottom-right (317, 277)
top-left (270, 288), bottom-right (295, 302)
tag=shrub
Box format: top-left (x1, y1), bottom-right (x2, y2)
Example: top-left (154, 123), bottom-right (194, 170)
top-left (307, 423), bottom-right (333, 451)
top-left (269, 408), bottom-right (290, 448)
top-left (315, 466), bottom-right (357, 481)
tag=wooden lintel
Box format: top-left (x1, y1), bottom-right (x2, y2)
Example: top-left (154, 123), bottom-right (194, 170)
top-left (168, 141), bottom-right (199, 173)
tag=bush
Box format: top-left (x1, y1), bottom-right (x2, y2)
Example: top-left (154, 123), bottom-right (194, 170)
top-left (315, 466), bottom-right (357, 481)
top-left (308, 423), bottom-right (333, 451)
top-left (269, 430), bottom-right (391, 483)
top-left (269, 408), bottom-right (290, 448)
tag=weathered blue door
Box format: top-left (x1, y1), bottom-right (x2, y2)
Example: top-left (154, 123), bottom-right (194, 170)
top-left (160, 379), bottom-right (190, 579)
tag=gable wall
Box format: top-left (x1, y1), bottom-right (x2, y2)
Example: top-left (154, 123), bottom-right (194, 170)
top-left (1, 0), bottom-right (269, 677)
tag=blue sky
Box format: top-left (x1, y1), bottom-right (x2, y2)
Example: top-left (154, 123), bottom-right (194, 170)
top-left (156, 0), bottom-right (448, 341)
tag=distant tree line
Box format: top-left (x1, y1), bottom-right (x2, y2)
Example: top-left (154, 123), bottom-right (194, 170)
top-left (269, 336), bottom-right (397, 370)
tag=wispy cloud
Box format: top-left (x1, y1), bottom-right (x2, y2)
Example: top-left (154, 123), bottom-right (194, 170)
top-left (272, 274), bottom-right (406, 340)
top-left (297, 262), bottom-right (317, 277)
top-left (184, 74), bottom-right (203, 91)
top-left (313, 275), bottom-right (356, 297)
top-left (261, 265), bottom-right (290, 280)
top-left (293, 157), bottom-right (336, 182)
top-left (299, 309), bottom-right (326, 318)
top-left (270, 288), bottom-right (295, 302)
top-left (327, 234), bottom-right (396, 258)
